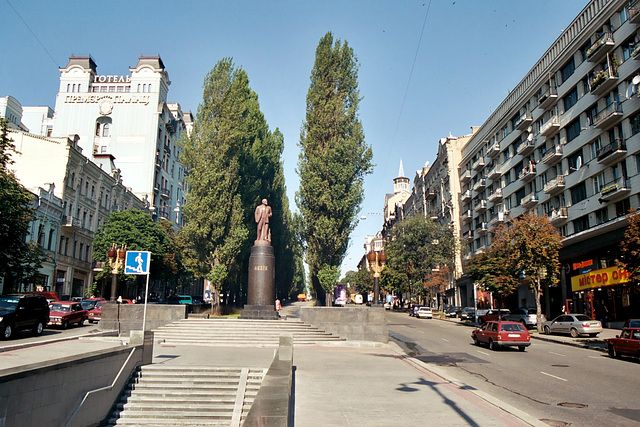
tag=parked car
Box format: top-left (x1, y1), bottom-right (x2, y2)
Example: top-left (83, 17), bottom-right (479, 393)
top-left (623, 319), bottom-right (640, 328)
top-left (167, 295), bottom-right (192, 305)
top-left (477, 309), bottom-right (510, 325)
top-left (502, 308), bottom-right (546, 328)
top-left (416, 307), bottom-right (433, 319)
top-left (606, 328), bottom-right (640, 359)
top-left (542, 314), bottom-right (603, 338)
top-left (48, 301), bottom-right (88, 329)
top-left (81, 298), bottom-right (106, 311)
top-left (445, 306), bottom-right (462, 318)
top-left (0, 294), bottom-right (50, 339)
top-left (460, 307), bottom-right (476, 321)
top-left (88, 301), bottom-right (105, 323)
top-left (409, 305), bottom-right (422, 317)
top-left (472, 321), bottom-right (531, 351)
top-left (21, 291), bottom-right (59, 303)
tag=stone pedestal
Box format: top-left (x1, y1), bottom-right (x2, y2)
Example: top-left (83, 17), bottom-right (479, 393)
top-left (242, 243), bottom-right (278, 319)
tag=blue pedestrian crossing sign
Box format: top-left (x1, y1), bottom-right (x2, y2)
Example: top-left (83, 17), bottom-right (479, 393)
top-left (124, 251), bottom-right (151, 275)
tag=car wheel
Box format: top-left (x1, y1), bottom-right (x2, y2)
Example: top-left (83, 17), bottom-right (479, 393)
top-left (61, 320), bottom-right (69, 330)
top-left (489, 339), bottom-right (497, 351)
top-left (544, 326), bottom-right (551, 335)
top-left (608, 345), bottom-right (616, 358)
top-left (88, 319), bottom-right (94, 324)
top-left (78, 318), bottom-right (84, 327)
top-left (32, 322), bottom-right (44, 336)
top-left (473, 336), bottom-right (479, 346)
top-left (570, 328), bottom-right (579, 338)
top-left (518, 346), bottom-right (526, 352)
top-left (3, 325), bottom-right (13, 340)
top-left (589, 333), bottom-right (598, 338)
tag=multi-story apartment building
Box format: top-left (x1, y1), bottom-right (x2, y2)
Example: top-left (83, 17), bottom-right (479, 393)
top-left (51, 55), bottom-right (190, 226)
top-left (458, 0), bottom-right (640, 323)
top-left (9, 131), bottom-right (144, 298)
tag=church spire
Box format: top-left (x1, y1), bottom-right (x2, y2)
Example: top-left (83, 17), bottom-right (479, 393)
top-left (398, 158), bottom-right (406, 178)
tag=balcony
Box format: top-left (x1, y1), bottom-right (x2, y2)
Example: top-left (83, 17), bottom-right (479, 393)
top-left (488, 164), bottom-right (502, 180)
top-left (600, 178), bottom-right (630, 202)
top-left (426, 189), bottom-right (436, 200)
top-left (593, 102), bottom-right (623, 129)
top-left (516, 139), bottom-right (535, 156)
top-left (476, 222), bottom-right (488, 236)
top-left (597, 138), bottom-right (627, 165)
top-left (472, 179), bottom-right (487, 192)
top-left (549, 207), bottom-right (568, 226)
top-left (62, 216), bottom-right (81, 229)
top-left (632, 42), bottom-right (640, 60)
top-left (463, 230), bottom-right (474, 241)
top-left (461, 190), bottom-right (472, 203)
top-left (160, 187), bottom-right (171, 199)
top-left (461, 210), bottom-right (473, 224)
top-left (543, 174), bottom-right (565, 195)
top-left (542, 145), bottom-right (563, 165)
top-left (515, 113), bottom-right (533, 131)
top-left (487, 142), bottom-right (500, 158)
top-left (488, 188), bottom-right (503, 203)
top-left (472, 157), bottom-right (485, 171)
top-left (521, 193), bottom-right (539, 208)
top-left (460, 169), bottom-right (472, 184)
top-left (589, 68), bottom-right (619, 96)
top-left (586, 32), bottom-right (615, 63)
top-left (631, 0), bottom-right (640, 23)
top-left (489, 211), bottom-right (507, 228)
top-left (540, 116), bottom-right (560, 137)
top-left (519, 164), bottom-right (536, 182)
top-left (474, 200), bottom-right (488, 213)
top-left (538, 86), bottom-right (558, 109)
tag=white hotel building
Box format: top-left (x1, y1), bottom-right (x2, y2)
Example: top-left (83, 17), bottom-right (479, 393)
top-left (457, 0), bottom-right (640, 323)
top-left (52, 55), bottom-right (190, 224)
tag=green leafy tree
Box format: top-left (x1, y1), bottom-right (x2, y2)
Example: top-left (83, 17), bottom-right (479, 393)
top-left (296, 32), bottom-right (374, 300)
top-left (617, 210), bottom-right (640, 281)
top-left (467, 226), bottom-right (519, 298)
top-left (317, 264), bottom-right (340, 306)
top-left (383, 215), bottom-right (455, 305)
top-left (484, 213), bottom-right (562, 330)
top-left (0, 118), bottom-right (45, 292)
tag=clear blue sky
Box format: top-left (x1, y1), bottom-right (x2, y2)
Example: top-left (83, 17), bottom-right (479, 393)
top-left (1, 0), bottom-right (587, 275)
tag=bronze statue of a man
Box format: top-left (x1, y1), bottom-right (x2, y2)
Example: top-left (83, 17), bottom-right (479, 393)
top-left (255, 199), bottom-right (272, 243)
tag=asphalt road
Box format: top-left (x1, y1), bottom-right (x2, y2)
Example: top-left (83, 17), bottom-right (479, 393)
top-left (387, 310), bottom-right (640, 427)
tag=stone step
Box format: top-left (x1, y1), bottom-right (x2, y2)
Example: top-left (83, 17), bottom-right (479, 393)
top-left (120, 395), bottom-right (252, 404)
top-left (117, 401), bottom-right (239, 411)
top-left (107, 417), bottom-right (234, 426)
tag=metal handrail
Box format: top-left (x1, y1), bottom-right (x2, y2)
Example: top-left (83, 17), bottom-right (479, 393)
top-left (65, 348), bottom-right (137, 427)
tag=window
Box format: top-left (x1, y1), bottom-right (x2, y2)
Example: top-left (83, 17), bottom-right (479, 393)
top-left (561, 58), bottom-right (576, 83)
top-left (516, 187), bottom-right (526, 206)
top-left (590, 138), bottom-right (602, 160)
top-left (102, 123), bottom-right (110, 137)
top-left (573, 215), bottom-right (589, 233)
top-left (631, 111), bottom-right (640, 135)
top-left (566, 119), bottom-right (581, 142)
top-left (616, 198), bottom-right (631, 217)
top-left (586, 104), bottom-right (597, 126)
top-left (568, 149), bottom-right (583, 173)
top-left (563, 87), bottom-right (579, 111)
top-left (595, 207), bottom-right (609, 225)
top-left (593, 172), bottom-right (606, 194)
top-left (571, 182), bottom-right (587, 204)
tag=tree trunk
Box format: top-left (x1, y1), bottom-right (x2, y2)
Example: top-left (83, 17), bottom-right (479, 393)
top-left (535, 275), bottom-right (543, 331)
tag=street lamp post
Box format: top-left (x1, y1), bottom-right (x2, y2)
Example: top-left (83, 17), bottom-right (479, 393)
top-left (366, 250), bottom-right (387, 305)
top-left (107, 244), bottom-right (126, 301)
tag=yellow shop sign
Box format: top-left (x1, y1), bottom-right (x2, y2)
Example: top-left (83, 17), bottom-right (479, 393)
top-left (571, 266), bottom-right (631, 292)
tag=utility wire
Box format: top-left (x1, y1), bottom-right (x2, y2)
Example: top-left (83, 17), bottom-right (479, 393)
top-left (388, 0), bottom-right (432, 165)
top-left (6, 0), bottom-right (60, 68)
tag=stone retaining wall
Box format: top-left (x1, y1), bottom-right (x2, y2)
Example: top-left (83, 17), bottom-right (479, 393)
top-left (300, 306), bottom-right (388, 343)
top-left (100, 303), bottom-right (187, 335)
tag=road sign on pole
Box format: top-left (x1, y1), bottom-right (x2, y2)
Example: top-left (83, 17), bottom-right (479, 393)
top-left (124, 251), bottom-right (151, 275)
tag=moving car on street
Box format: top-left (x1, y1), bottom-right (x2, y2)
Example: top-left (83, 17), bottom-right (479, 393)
top-left (502, 308), bottom-right (546, 328)
top-left (0, 294), bottom-right (49, 339)
top-left (472, 321), bottom-right (531, 351)
top-left (81, 298), bottom-right (105, 311)
top-left (88, 301), bottom-right (105, 323)
top-left (48, 301), bottom-right (88, 329)
top-left (606, 328), bottom-right (640, 359)
top-left (542, 314), bottom-right (602, 338)
top-left (416, 307), bottom-right (433, 319)
top-left (409, 304), bottom-right (422, 317)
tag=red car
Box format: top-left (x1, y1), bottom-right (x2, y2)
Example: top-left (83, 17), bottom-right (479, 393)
top-left (472, 321), bottom-right (531, 351)
top-left (477, 309), bottom-right (510, 325)
top-left (607, 328), bottom-right (640, 359)
top-left (48, 301), bottom-right (87, 329)
top-left (88, 301), bottom-right (105, 323)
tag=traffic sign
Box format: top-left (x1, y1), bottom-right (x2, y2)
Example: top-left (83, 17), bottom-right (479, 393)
top-left (124, 251), bottom-right (151, 275)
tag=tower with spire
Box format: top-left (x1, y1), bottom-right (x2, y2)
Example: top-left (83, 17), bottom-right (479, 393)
top-left (383, 159), bottom-right (412, 230)
top-left (393, 159), bottom-right (410, 195)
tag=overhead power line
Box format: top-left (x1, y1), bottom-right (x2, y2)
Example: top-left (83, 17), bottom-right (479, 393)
top-left (6, 0), bottom-right (60, 68)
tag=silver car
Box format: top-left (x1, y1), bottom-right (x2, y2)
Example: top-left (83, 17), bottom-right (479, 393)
top-left (542, 314), bottom-right (602, 338)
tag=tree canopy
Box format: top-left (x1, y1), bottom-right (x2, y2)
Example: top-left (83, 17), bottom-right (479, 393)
top-left (617, 210), bottom-right (640, 282)
top-left (296, 32), bottom-right (373, 300)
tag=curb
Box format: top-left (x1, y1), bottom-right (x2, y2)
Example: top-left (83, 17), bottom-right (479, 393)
top-left (386, 341), bottom-right (546, 427)
top-left (0, 330), bottom-right (117, 353)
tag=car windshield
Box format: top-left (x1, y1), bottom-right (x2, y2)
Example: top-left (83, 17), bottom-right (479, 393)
top-left (629, 320), bottom-right (640, 327)
top-left (0, 298), bottom-right (19, 309)
top-left (95, 302), bottom-right (104, 309)
top-left (574, 315), bottom-right (593, 321)
top-left (501, 323), bottom-right (526, 332)
top-left (463, 308), bottom-right (474, 312)
top-left (81, 301), bottom-right (95, 309)
top-left (50, 304), bottom-right (70, 312)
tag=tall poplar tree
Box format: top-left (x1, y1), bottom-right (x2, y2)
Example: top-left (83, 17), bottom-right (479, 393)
top-left (297, 32), bottom-right (373, 300)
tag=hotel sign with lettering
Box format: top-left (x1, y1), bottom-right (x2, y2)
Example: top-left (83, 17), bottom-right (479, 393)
top-left (571, 266), bottom-right (631, 292)
top-left (93, 75), bottom-right (131, 83)
top-left (64, 94), bottom-right (150, 106)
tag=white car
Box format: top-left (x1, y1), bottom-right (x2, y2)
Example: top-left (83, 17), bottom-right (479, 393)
top-left (416, 307), bottom-right (433, 319)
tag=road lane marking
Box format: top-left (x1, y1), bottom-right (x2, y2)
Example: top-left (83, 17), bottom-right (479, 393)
top-left (477, 350), bottom-right (490, 356)
top-left (549, 351), bottom-right (566, 357)
top-left (588, 356), bottom-right (601, 359)
top-left (541, 371), bottom-right (567, 382)
top-left (441, 338), bottom-right (449, 342)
